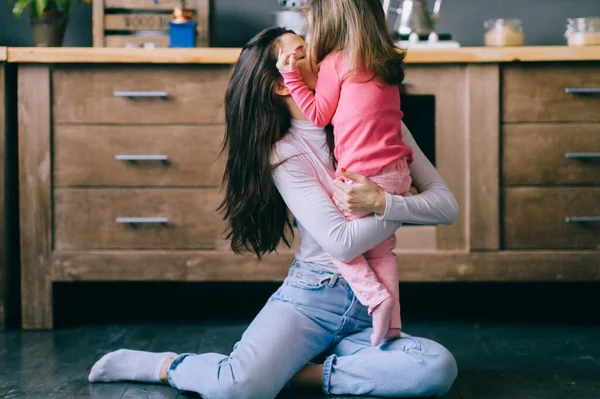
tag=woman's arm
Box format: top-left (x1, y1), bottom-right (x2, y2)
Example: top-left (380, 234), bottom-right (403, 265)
top-left (279, 55), bottom-right (342, 128)
top-left (383, 123), bottom-right (459, 224)
top-left (333, 123), bottom-right (459, 225)
top-left (272, 146), bottom-right (400, 263)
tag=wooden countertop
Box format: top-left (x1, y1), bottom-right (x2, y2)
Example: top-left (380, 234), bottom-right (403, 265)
top-left (7, 46), bottom-right (600, 64)
top-left (0, 47), bottom-right (7, 62)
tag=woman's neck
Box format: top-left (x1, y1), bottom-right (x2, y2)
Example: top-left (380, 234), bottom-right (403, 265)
top-left (285, 97), bottom-right (309, 121)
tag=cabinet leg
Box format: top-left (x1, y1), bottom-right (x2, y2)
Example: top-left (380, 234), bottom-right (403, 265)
top-left (18, 65), bottom-right (53, 330)
top-left (21, 274), bottom-right (52, 330)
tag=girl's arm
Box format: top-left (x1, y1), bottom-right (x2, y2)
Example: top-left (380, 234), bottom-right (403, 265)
top-left (279, 55), bottom-right (342, 128)
top-left (272, 143), bottom-right (400, 263)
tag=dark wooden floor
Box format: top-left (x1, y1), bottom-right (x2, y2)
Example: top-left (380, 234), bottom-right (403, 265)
top-left (1, 321), bottom-right (599, 399)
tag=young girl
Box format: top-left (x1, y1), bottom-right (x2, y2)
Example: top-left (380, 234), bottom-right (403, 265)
top-left (277, 0), bottom-right (413, 346)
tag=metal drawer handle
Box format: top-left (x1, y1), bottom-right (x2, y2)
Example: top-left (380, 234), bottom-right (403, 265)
top-left (115, 154), bottom-right (169, 162)
top-left (113, 91), bottom-right (168, 99)
top-left (565, 152), bottom-right (600, 159)
top-left (564, 88), bottom-right (600, 95)
top-left (565, 216), bottom-right (600, 223)
top-left (116, 217), bottom-right (169, 224)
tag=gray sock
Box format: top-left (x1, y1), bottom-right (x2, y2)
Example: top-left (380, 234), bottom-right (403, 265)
top-left (89, 349), bottom-right (178, 383)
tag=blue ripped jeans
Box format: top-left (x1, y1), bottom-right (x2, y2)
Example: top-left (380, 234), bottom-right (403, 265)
top-left (167, 260), bottom-right (458, 398)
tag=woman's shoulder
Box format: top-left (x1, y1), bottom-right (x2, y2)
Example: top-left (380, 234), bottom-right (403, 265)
top-left (270, 133), bottom-right (305, 165)
top-left (270, 132), bottom-right (323, 179)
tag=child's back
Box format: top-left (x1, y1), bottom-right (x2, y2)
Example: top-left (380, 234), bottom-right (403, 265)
top-left (326, 52), bottom-right (411, 177)
top-left (282, 51), bottom-right (412, 177)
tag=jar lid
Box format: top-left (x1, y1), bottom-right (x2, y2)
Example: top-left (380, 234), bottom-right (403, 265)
top-left (484, 18), bottom-right (522, 27)
top-left (566, 17), bottom-right (600, 35)
top-left (567, 17), bottom-right (600, 23)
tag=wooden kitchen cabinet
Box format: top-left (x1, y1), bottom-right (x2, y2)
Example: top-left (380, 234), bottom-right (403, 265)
top-left (401, 64), bottom-right (500, 252)
top-left (501, 63), bottom-right (600, 251)
top-left (17, 64), bottom-right (297, 329)
top-left (12, 48), bottom-right (600, 329)
top-left (17, 61), bottom-right (500, 329)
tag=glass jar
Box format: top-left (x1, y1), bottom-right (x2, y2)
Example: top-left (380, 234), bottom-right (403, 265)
top-left (565, 17), bottom-right (600, 46)
top-left (484, 19), bottom-right (524, 47)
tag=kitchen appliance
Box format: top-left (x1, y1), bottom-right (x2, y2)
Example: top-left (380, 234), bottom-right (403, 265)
top-left (384, 0), bottom-right (442, 35)
top-left (382, 0), bottom-right (460, 49)
top-left (275, 0), bottom-right (307, 37)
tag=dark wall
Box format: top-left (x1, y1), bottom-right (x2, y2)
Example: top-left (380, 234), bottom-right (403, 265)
top-left (1, 0), bottom-right (599, 47)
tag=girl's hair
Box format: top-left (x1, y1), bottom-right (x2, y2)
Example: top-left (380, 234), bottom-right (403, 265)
top-left (306, 0), bottom-right (405, 85)
top-left (219, 27), bottom-right (296, 259)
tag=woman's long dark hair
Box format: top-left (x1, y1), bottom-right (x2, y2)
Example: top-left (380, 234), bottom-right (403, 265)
top-left (220, 27), bottom-right (337, 259)
top-left (219, 27), bottom-right (295, 259)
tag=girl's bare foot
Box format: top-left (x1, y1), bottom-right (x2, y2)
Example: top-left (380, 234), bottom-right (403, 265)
top-left (386, 328), bottom-right (402, 342)
top-left (370, 297), bottom-right (394, 346)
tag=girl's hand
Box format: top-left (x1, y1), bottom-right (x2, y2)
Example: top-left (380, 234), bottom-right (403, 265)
top-left (332, 169), bottom-right (387, 215)
top-left (276, 49), bottom-right (297, 72)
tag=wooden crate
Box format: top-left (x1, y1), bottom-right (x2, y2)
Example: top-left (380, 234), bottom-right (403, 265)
top-left (93, 0), bottom-right (210, 48)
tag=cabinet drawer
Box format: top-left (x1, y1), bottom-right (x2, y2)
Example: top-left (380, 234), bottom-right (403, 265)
top-left (53, 66), bottom-right (230, 124)
top-left (503, 124), bottom-right (600, 185)
top-left (54, 189), bottom-right (223, 249)
top-left (54, 125), bottom-right (225, 187)
top-left (503, 188), bottom-right (600, 249)
top-left (503, 64), bottom-right (600, 122)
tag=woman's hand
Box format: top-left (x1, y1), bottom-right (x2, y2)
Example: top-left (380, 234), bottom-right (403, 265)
top-left (276, 49), bottom-right (297, 72)
top-left (332, 169), bottom-right (387, 215)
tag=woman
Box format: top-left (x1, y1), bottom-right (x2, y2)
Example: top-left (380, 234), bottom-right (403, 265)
top-left (89, 28), bottom-right (459, 398)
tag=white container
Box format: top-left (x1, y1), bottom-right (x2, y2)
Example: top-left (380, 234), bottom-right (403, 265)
top-left (484, 19), bottom-right (524, 47)
top-left (566, 17), bottom-right (600, 46)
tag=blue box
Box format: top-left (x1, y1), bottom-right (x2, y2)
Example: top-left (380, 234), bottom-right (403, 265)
top-left (169, 21), bottom-right (197, 48)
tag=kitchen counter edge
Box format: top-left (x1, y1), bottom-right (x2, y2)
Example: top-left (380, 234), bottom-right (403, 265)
top-left (6, 46), bottom-right (600, 64)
